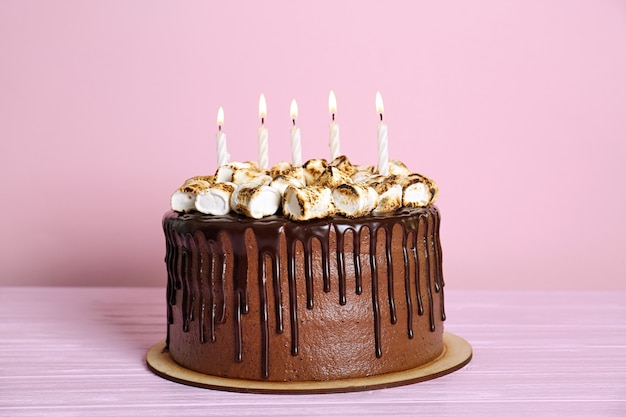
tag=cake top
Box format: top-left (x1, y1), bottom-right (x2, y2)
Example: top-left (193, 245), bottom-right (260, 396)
top-left (171, 156), bottom-right (438, 221)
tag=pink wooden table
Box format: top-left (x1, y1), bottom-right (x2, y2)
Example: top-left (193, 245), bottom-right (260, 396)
top-left (1, 287), bottom-right (625, 416)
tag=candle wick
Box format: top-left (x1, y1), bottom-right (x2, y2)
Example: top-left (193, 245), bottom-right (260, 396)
top-left (218, 125), bottom-right (222, 131)
top-left (379, 113), bottom-right (383, 122)
top-left (332, 113), bottom-right (335, 121)
top-left (292, 119), bottom-right (296, 126)
top-left (261, 117), bottom-right (265, 125)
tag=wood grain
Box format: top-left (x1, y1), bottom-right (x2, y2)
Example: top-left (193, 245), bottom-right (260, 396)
top-left (1, 288), bottom-right (625, 416)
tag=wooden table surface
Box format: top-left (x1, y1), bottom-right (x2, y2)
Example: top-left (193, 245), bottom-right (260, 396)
top-left (1, 287), bottom-right (625, 416)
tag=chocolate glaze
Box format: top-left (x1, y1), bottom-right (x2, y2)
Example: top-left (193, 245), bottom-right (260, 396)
top-left (163, 205), bottom-right (445, 379)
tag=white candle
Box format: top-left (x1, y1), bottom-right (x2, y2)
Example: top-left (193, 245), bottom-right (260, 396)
top-left (328, 90), bottom-right (340, 160)
top-left (376, 91), bottom-right (389, 176)
top-left (289, 99), bottom-right (302, 166)
top-left (257, 93), bottom-right (269, 170)
top-left (216, 106), bottom-right (230, 167)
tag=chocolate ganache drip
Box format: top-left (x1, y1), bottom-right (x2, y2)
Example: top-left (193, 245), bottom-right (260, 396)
top-left (163, 205), bottom-right (445, 379)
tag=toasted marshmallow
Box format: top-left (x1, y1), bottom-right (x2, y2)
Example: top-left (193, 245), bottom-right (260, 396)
top-left (364, 185), bottom-right (380, 213)
top-left (283, 185), bottom-right (335, 221)
top-left (215, 166), bottom-right (235, 182)
top-left (400, 173), bottom-right (438, 206)
top-left (367, 178), bottom-right (403, 214)
top-left (171, 178), bottom-right (212, 212)
top-left (232, 184), bottom-right (280, 219)
top-left (427, 179), bottom-right (439, 203)
top-left (329, 155), bottom-right (358, 177)
top-left (232, 168), bottom-right (272, 186)
top-left (388, 159), bottom-right (411, 176)
top-left (195, 182), bottom-right (236, 215)
top-left (401, 181), bottom-right (431, 207)
top-left (173, 156), bottom-right (438, 220)
top-left (215, 161), bottom-right (259, 183)
top-left (289, 166), bottom-right (306, 185)
top-left (184, 175), bottom-right (215, 185)
top-left (171, 191), bottom-right (196, 212)
top-left (333, 184), bottom-right (378, 218)
top-left (367, 174), bottom-right (398, 192)
top-left (351, 165), bottom-right (376, 183)
top-left (375, 184), bottom-right (402, 213)
top-left (302, 159), bottom-right (328, 185)
top-left (270, 161), bottom-right (294, 178)
top-left (316, 165), bottom-right (353, 188)
top-left (271, 174), bottom-right (305, 196)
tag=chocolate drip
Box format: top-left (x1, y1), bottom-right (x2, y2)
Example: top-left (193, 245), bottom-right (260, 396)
top-left (163, 221), bottom-right (175, 348)
top-left (194, 233), bottom-right (209, 343)
top-left (303, 238), bottom-right (314, 309)
top-left (369, 226), bottom-right (382, 358)
top-left (385, 228), bottom-right (397, 325)
top-left (180, 237), bottom-right (191, 333)
top-left (234, 291), bottom-right (243, 362)
top-left (401, 231), bottom-right (413, 339)
top-left (254, 225), bottom-right (285, 377)
top-left (257, 251), bottom-right (270, 378)
top-left (196, 231), bottom-right (226, 343)
top-left (187, 236), bottom-right (199, 331)
top-left (411, 231), bottom-right (424, 316)
top-left (285, 232), bottom-right (300, 356)
top-left (285, 224), bottom-right (333, 310)
top-left (254, 224), bottom-right (284, 334)
top-left (212, 241), bottom-right (226, 325)
top-left (422, 216), bottom-right (435, 332)
top-left (334, 225), bottom-right (366, 303)
top-left (163, 206), bottom-right (444, 379)
top-left (433, 212), bottom-right (446, 321)
top-left (321, 239), bottom-right (331, 293)
top-left (171, 227), bottom-right (183, 301)
top-left (335, 228), bottom-right (347, 305)
top-left (353, 228), bottom-right (363, 295)
top-left (230, 231), bottom-right (248, 362)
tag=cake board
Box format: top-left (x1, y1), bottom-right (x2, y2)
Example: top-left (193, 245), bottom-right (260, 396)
top-left (146, 332), bottom-right (472, 394)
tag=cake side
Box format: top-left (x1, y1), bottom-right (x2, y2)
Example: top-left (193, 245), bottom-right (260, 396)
top-left (164, 206), bottom-right (445, 382)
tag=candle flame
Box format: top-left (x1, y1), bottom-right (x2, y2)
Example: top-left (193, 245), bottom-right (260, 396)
top-left (328, 90), bottom-right (337, 115)
top-left (217, 106), bottom-right (224, 127)
top-left (259, 93), bottom-right (267, 120)
top-left (375, 91), bottom-right (384, 115)
top-left (290, 99), bottom-right (299, 121)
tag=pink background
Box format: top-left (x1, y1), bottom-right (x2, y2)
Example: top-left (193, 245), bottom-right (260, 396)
top-left (1, 1), bottom-right (625, 289)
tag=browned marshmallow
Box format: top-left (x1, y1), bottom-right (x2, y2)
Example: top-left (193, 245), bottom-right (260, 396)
top-left (231, 184), bottom-right (280, 219)
top-left (302, 159), bottom-right (328, 185)
top-left (214, 161), bottom-right (259, 183)
top-left (270, 174), bottom-right (305, 196)
top-left (283, 185), bottom-right (335, 221)
top-left (316, 165), bottom-right (353, 188)
top-left (195, 182), bottom-right (236, 215)
top-left (171, 178), bottom-right (212, 212)
top-left (329, 155), bottom-right (358, 177)
top-left (184, 175), bottom-right (215, 185)
top-left (270, 161), bottom-right (294, 178)
top-left (232, 168), bottom-right (272, 186)
top-left (351, 165), bottom-right (376, 183)
top-left (332, 183), bottom-right (378, 218)
top-left (388, 159), bottom-right (411, 176)
top-left (367, 175), bottom-right (403, 213)
top-left (400, 173), bottom-right (439, 207)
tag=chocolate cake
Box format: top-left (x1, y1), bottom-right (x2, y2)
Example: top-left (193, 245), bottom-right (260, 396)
top-left (158, 156), bottom-right (454, 384)
top-left (163, 205), bottom-right (445, 381)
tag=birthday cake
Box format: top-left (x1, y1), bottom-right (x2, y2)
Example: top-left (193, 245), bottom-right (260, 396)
top-left (161, 156), bottom-right (450, 384)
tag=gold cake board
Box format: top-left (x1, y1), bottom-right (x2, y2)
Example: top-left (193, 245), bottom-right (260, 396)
top-left (146, 332), bottom-right (472, 394)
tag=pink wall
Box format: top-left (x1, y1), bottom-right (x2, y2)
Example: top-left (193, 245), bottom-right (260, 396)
top-left (1, 1), bottom-right (625, 289)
